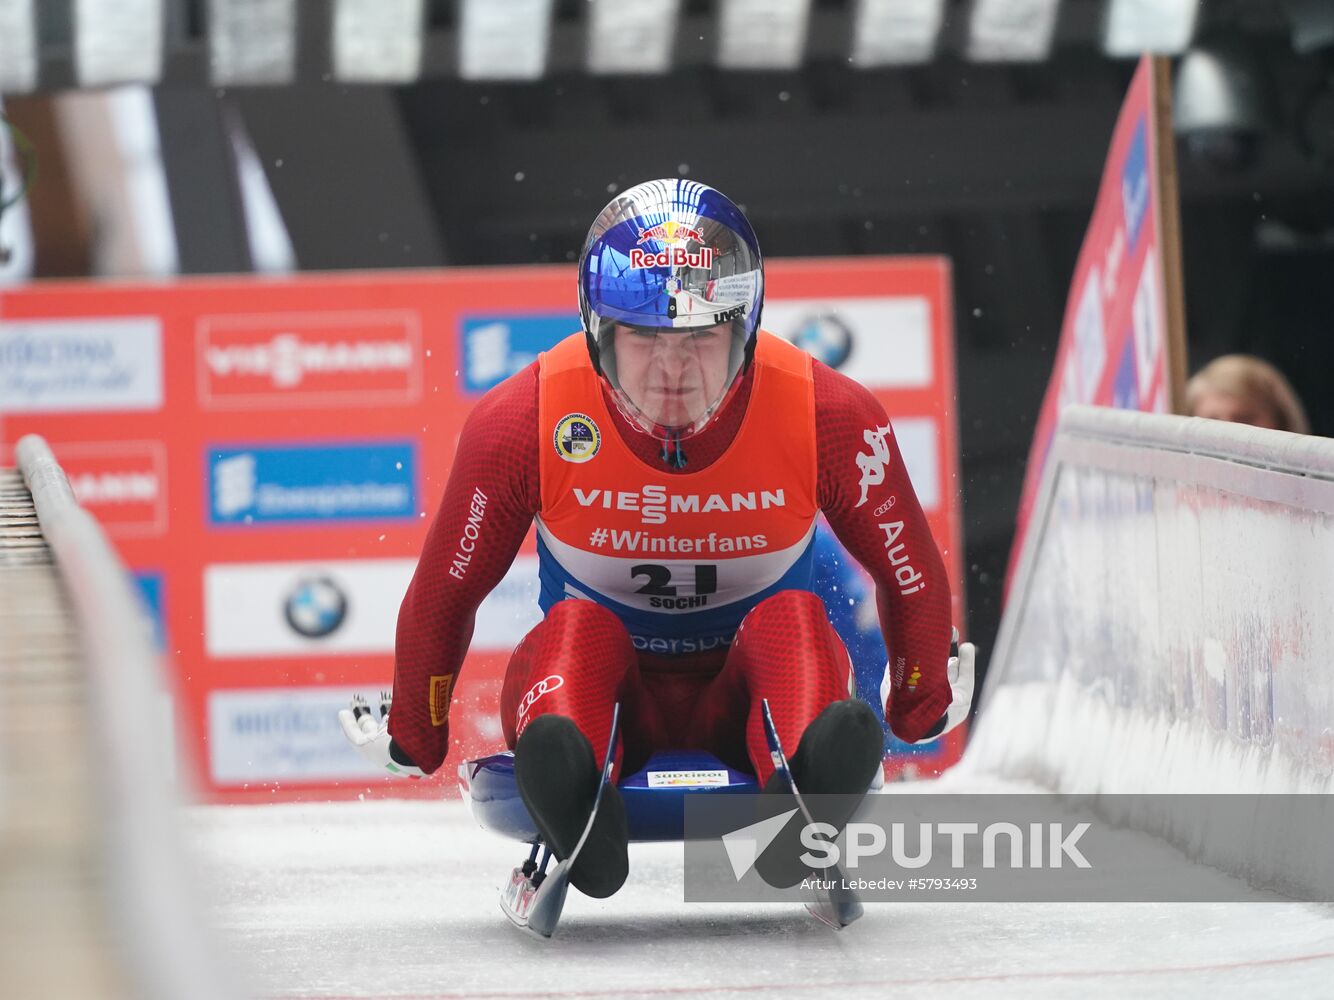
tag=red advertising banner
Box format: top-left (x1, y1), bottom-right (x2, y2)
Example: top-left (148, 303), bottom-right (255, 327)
top-left (0, 257), bottom-right (962, 800)
top-left (1009, 56), bottom-right (1186, 588)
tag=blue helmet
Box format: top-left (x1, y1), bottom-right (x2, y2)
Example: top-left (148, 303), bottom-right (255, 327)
top-left (578, 179), bottom-right (764, 441)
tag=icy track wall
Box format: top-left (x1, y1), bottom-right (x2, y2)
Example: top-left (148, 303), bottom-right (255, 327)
top-left (11, 436), bottom-right (238, 1000)
top-left (965, 406), bottom-right (1334, 896)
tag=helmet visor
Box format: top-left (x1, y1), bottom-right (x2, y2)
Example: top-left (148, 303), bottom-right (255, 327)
top-left (592, 317), bottom-right (747, 436)
top-left (581, 214), bottom-right (762, 334)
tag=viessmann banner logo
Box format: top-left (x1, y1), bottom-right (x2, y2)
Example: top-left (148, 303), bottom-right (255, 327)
top-left (196, 311), bottom-right (422, 408)
top-left (56, 440), bottom-right (168, 537)
top-left (208, 442), bottom-right (417, 526)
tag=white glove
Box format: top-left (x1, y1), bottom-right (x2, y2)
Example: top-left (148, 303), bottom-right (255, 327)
top-left (338, 692), bottom-right (426, 779)
top-left (912, 630), bottom-right (977, 744)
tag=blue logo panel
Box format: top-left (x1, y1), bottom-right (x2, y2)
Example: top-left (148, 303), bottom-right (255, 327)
top-left (208, 442), bottom-right (416, 526)
top-left (460, 314), bottom-right (580, 394)
top-left (1121, 117), bottom-right (1150, 253)
top-left (133, 571), bottom-right (166, 650)
top-left (1112, 333), bottom-right (1139, 410)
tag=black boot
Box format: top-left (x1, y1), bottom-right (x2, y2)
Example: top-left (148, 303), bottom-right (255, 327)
top-left (514, 714), bottom-right (629, 899)
top-left (755, 699), bottom-right (884, 888)
top-left (783, 698), bottom-right (884, 797)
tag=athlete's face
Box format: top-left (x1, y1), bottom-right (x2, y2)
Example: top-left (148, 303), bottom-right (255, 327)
top-left (612, 322), bottom-right (734, 428)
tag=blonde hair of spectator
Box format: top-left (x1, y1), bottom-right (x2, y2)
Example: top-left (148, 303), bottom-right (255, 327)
top-left (1185, 354), bottom-right (1311, 435)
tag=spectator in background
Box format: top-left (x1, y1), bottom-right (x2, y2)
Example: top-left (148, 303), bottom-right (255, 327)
top-left (1186, 354), bottom-right (1311, 435)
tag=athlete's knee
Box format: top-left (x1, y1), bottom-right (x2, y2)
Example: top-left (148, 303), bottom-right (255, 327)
top-left (503, 601), bottom-right (631, 742)
top-left (733, 589), bottom-right (850, 689)
top-left (545, 597), bottom-right (627, 635)
top-left (740, 589), bottom-right (828, 633)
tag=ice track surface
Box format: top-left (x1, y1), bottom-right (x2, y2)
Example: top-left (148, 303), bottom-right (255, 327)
top-left (190, 776), bottom-right (1334, 1000)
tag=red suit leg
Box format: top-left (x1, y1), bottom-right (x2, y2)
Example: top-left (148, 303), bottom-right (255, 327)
top-left (688, 590), bottom-right (855, 785)
top-left (500, 599), bottom-right (656, 772)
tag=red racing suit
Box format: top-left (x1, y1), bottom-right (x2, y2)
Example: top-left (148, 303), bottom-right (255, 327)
top-left (389, 331), bottom-right (953, 776)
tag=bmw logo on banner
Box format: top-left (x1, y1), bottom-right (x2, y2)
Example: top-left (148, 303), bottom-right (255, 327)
top-left (790, 313), bottom-right (855, 370)
top-left (284, 576), bottom-right (349, 638)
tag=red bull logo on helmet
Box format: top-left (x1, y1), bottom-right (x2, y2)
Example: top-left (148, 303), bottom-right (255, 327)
top-left (636, 221), bottom-right (705, 246)
top-left (630, 221), bottom-right (714, 269)
top-left (629, 245), bottom-right (715, 269)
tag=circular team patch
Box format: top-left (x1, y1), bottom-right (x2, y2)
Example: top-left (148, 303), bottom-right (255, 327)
top-left (554, 412), bottom-right (601, 463)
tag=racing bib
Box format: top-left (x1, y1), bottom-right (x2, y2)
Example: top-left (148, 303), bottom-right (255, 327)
top-left (536, 331), bottom-right (818, 654)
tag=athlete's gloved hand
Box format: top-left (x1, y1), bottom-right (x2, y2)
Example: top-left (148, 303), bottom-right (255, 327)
top-left (338, 692), bottom-right (426, 778)
top-left (913, 628), bottom-right (977, 744)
